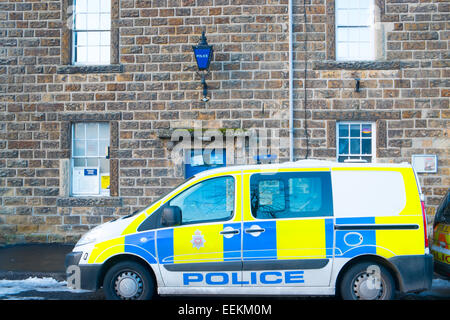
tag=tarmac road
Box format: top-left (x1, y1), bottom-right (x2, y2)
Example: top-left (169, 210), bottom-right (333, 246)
top-left (0, 244), bottom-right (448, 301)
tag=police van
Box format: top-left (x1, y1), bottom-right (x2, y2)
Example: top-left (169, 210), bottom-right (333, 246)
top-left (65, 160), bottom-right (433, 300)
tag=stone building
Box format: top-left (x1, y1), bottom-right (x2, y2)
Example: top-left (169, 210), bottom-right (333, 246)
top-left (0, 0), bottom-right (448, 244)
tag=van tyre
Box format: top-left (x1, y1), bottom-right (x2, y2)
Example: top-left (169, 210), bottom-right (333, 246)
top-left (340, 262), bottom-right (395, 300)
top-left (103, 261), bottom-right (155, 300)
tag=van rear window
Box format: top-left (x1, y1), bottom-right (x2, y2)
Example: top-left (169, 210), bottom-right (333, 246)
top-left (250, 172), bottom-right (333, 219)
top-left (331, 170), bottom-right (407, 217)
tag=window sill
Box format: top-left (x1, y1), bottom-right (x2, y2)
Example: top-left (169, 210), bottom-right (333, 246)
top-left (312, 60), bottom-right (402, 70)
top-left (56, 64), bottom-right (124, 74)
top-left (57, 196), bottom-right (123, 207)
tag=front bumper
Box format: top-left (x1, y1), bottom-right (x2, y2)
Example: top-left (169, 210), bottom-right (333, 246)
top-left (65, 251), bottom-right (102, 291)
top-left (389, 254), bottom-right (433, 293)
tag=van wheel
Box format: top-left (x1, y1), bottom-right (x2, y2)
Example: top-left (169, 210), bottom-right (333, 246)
top-left (103, 261), bottom-right (155, 300)
top-left (340, 262), bottom-right (395, 300)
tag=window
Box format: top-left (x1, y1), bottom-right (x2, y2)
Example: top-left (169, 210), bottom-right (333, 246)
top-left (337, 122), bottom-right (375, 163)
top-left (71, 122), bottom-right (110, 196)
top-left (169, 176), bottom-right (235, 225)
top-left (250, 172), bottom-right (333, 219)
top-left (335, 0), bottom-right (374, 61)
top-left (185, 149), bottom-right (226, 179)
top-left (72, 0), bottom-right (111, 65)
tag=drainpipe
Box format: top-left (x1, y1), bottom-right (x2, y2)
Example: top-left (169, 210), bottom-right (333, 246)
top-left (288, 0), bottom-right (294, 162)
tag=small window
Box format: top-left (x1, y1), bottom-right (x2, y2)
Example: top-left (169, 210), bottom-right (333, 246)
top-left (335, 0), bottom-right (374, 61)
top-left (71, 122), bottom-right (110, 196)
top-left (250, 172), bottom-right (333, 219)
top-left (72, 0), bottom-right (111, 65)
top-left (169, 176), bottom-right (235, 225)
top-left (337, 122), bottom-right (375, 163)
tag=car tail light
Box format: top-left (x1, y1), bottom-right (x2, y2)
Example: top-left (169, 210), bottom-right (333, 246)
top-left (421, 201), bottom-right (429, 249)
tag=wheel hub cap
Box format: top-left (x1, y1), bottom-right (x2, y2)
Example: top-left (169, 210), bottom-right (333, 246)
top-left (353, 273), bottom-right (383, 300)
top-left (115, 272), bottom-right (143, 299)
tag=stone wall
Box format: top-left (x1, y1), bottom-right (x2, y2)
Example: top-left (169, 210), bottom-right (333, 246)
top-left (0, 0), bottom-right (448, 243)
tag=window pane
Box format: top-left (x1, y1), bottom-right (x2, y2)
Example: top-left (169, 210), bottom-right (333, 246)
top-left (75, 13), bottom-right (87, 30)
top-left (100, 0), bottom-right (111, 13)
top-left (86, 123), bottom-right (98, 139)
top-left (86, 140), bottom-right (98, 156)
top-left (350, 124), bottom-right (360, 137)
top-left (99, 122), bottom-right (110, 139)
top-left (76, 0), bottom-right (88, 12)
top-left (337, 28), bottom-right (348, 42)
top-left (339, 138), bottom-right (349, 155)
top-left (336, 43), bottom-right (348, 61)
top-left (350, 138), bottom-right (360, 154)
top-left (74, 123), bottom-right (85, 139)
top-left (88, 0), bottom-right (100, 13)
top-left (100, 31), bottom-right (110, 46)
top-left (86, 46), bottom-right (101, 64)
top-left (99, 158), bottom-right (110, 174)
top-left (73, 158), bottom-right (85, 167)
top-left (253, 179), bottom-right (285, 219)
top-left (100, 46), bottom-right (110, 64)
top-left (100, 14), bottom-right (110, 30)
top-left (338, 124), bottom-right (349, 137)
top-left (289, 177), bottom-right (322, 213)
top-left (75, 46), bottom-right (87, 64)
top-left (87, 31), bottom-right (101, 47)
top-left (362, 139), bottom-right (372, 154)
top-left (86, 158), bottom-right (99, 167)
top-left (99, 140), bottom-right (109, 157)
top-left (73, 140), bottom-right (85, 157)
top-left (338, 156), bottom-right (348, 163)
top-left (170, 177), bottom-right (235, 224)
top-left (362, 123), bottom-right (372, 137)
top-left (76, 31), bottom-right (88, 47)
top-left (86, 14), bottom-right (100, 30)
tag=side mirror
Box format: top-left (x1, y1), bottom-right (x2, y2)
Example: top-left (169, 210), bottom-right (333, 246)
top-left (161, 206), bottom-right (182, 227)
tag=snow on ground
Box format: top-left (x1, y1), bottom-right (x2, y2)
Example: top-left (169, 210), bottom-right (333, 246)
top-left (0, 277), bottom-right (88, 298)
top-left (0, 276), bottom-right (448, 300)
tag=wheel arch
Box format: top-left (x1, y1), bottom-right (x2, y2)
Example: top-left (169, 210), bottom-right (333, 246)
top-left (98, 253), bottom-right (159, 289)
top-left (335, 254), bottom-right (402, 297)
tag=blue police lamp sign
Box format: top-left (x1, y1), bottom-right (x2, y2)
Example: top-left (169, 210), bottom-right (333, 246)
top-left (193, 47), bottom-right (212, 70)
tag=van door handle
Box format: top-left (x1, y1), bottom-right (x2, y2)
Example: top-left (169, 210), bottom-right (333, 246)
top-left (245, 228), bottom-right (265, 234)
top-left (220, 229), bottom-right (239, 235)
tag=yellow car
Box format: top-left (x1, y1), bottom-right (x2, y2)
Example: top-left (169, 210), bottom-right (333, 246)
top-left (431, 188), bottom-right (450, 279)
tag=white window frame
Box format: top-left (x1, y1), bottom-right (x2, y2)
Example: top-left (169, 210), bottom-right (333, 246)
top-left (72, 0), bottom-right (111, 65)
top-left (336, 121), bottom-right (376, 163)
top-left (335, 0), bottom-right (375, 61)
top-left (71, 122), bottom-right (110, 196)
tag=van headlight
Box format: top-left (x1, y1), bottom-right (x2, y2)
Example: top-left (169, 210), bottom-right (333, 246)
top-left (75, 233), bottom-right (97, 247)
top-left (75, 228), bottom-right (103, 247)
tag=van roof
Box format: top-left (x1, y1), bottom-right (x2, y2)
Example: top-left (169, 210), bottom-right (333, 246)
top-left (192, 159), bottom-right (412, 178)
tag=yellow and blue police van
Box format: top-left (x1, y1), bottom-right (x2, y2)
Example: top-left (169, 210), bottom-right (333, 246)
top-left (65, 160), bottom-right (433, 300)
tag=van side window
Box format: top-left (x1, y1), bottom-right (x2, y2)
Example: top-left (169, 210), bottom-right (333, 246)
top-left (252, 179), bottom-right (286, 218)
top-left (250, 172), bottom-right (333, 219)
top-left (169, 176), bottom-right (235, 225)
top-left (289, 177), bottom-right (322, 213)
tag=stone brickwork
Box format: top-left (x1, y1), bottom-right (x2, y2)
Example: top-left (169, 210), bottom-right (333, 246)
top-left (0, 0), bottom-right (448, 244)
